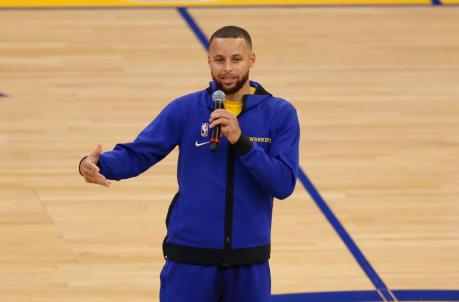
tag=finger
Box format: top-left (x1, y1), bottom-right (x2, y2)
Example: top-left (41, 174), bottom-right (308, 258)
top-left (220, 125), bottom-right (236, 136)
top-left (83, 161), bottom-right (100, 173)
top-left (209, 117), bottom-right (229, 129)
top-left (85, 173), bottom-right (111, 187)
top-left (81, 167), bottom-right (98, 180)
top-left (210, 109), bottom-right (231, 122)
top-left (89, 162), bottom-right (100, 172)
top-left (220, 124), bottom-right (232, 133)
top-left (89, 144), bottom-right (103, 162)
top-left (86, 177), bottom-right (111, 187)
top-left (83, 172), bottom-right (99, 183)
top-left (93, 178), bottom-right (111, 187)
top-left (95, 144), bottom-right (102, 155)
top-left (82, 166), bottom-right (104, 180)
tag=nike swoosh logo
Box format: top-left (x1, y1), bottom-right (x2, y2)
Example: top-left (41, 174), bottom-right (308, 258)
top-left (195, 140), bottom-right (210, 147)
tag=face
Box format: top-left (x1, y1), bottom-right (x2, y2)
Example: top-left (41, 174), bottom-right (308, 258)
top-left (208, 37), bottom-right (256, 95)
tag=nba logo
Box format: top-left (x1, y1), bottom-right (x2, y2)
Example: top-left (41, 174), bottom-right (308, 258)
top-left (201, 123), bottom-right (209, 137)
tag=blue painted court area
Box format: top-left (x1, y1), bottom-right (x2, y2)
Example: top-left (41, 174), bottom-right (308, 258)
top-left (272, 290), bottom-right (459, 301)
top-left (177, 7), bottom-right (458, 302)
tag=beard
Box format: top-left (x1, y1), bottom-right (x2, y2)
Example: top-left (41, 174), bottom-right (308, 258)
top-left (212, 71), bottom-right (250, 95)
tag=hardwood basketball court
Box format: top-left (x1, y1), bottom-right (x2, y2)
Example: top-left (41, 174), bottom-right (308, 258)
top-left (0, 2), bottom-right (458, 301)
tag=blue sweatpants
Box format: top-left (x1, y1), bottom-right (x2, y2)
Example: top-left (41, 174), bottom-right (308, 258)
top-left (159, 260), bottom-right (271, 302)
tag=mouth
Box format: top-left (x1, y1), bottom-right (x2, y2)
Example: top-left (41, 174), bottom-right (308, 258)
top-left (220, 75), bottom-right (237, 85)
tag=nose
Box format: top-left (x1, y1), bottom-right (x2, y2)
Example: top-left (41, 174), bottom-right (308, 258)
top-left (223, 60), bottom-right (233, 72)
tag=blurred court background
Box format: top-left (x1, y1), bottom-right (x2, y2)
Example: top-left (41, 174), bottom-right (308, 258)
top-left (0, 0), bottom-right (458, 302)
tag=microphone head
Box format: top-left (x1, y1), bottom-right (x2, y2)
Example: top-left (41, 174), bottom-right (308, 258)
top-left (212, 90), bottom-right (225, 103)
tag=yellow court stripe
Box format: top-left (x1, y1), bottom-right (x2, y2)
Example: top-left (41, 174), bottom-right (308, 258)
top-left (443, 0), bottom-right (459, 3)
top-left (0, 0), bottom-right (431, 8)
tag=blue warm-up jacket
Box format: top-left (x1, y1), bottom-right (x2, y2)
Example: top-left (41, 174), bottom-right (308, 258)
top-left (98, 81), bottom-right (300, 267)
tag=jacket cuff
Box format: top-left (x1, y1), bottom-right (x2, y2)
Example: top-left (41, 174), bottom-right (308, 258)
top-left (233, 134), bottom-right (253, 156)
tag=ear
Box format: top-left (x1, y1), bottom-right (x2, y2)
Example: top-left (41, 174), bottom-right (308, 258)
top-left (249, 52), bottom-right (256, 68)
top-left (208, 55), bottom-right (211, 66)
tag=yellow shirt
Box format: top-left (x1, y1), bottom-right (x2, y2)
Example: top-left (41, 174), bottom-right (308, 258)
top-left (224, 87), bottom-right (256, 117)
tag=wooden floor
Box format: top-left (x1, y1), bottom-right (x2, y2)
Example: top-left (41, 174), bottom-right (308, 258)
top-left (0, 6), bottom-right (458, 302)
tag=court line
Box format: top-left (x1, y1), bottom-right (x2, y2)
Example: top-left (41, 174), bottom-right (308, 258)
top-left (298, 168), bottom-right (395, 302)
top-left (177, 7), bottom-right (209, 50)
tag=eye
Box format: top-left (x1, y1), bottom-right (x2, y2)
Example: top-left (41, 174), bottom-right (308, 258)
top-left (233, 57), bottom-right (242, 63)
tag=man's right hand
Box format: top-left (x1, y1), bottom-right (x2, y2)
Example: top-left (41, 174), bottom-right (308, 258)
top-left (79, 144), bottom-right (112, 187)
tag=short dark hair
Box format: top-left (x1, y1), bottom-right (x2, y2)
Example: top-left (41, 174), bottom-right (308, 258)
top-left (209, 26), bottom-right (252, 50)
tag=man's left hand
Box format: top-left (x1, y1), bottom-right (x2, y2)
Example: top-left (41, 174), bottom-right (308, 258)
top-left (209, 109), bottom-right (241, 144)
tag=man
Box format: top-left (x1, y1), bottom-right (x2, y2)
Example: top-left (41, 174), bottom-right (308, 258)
top-left (79, 26), bottom-right (300, 302)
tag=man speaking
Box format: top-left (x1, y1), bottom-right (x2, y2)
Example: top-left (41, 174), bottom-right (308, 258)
top-left (79, 25), bottom-right (300, 302)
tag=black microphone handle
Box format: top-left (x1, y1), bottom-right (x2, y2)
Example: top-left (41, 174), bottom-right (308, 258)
top-left (210, 100), bottom-right (224, 151)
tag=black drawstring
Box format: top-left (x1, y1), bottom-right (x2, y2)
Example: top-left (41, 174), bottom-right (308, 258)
top-left (218, 268), bottom-right (225, 302)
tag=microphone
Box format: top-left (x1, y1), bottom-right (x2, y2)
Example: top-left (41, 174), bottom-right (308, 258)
top-left (210, 90), bottom-right (225, 151)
